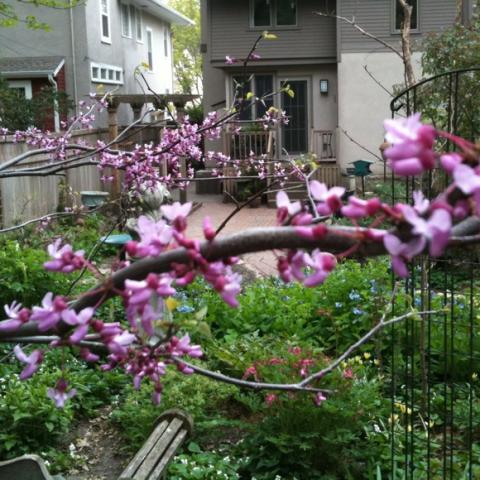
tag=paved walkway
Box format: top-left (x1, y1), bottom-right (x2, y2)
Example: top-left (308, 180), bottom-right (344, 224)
top-left (185, 192), bottom-right (278, 277)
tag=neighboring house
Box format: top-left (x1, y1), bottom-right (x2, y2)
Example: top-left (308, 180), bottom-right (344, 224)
top-left (0, 0), bottom-right (193, 130)
top-left (201, 0), bottom-right (473, 172)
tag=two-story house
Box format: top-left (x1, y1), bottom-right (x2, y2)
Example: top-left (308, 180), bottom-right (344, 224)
top-left (202, 0), bottom-right (472, 172)
top-left (0, 0), bottom-right (192, 130)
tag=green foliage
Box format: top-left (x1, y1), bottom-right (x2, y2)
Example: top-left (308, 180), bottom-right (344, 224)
top-left (185, 259), bottom-right (397, 353)
top-left (0, 349), bottom-right (126, 464)
top-left (0, 240), bottom-right (70, 307)
top-left (168, 443), bottom-right (247, 480)
top-left (167, 0), bottom-right (202, 94)
top-left (0, 78), bottom-right (73, 131)
top-left (110, 370), bottom-right (238, 453)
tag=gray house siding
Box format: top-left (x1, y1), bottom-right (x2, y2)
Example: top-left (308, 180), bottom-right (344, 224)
top-left (338, 0), bottom-right (458, 54)
top-left (208, 0), bottom-right (337, 65)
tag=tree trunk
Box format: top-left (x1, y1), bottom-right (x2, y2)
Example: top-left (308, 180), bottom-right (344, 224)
top-left (398, 0), bottom-right (416, 88)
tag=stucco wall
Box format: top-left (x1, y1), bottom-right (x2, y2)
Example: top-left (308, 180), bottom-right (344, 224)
top-left (337, 51), bottom-right (423, 174)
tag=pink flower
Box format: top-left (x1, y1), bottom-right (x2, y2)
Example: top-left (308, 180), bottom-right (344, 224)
top-left (14, 345), bottom-right (43, 380)
top-left (343, 368), bottom-right (354, 379)
top-left (384, 113), bottom-right (437, 176)
top-left (453, 163), bottom-right (480, 195)
top-left (61, 307), bottom-right (95, 344)
top-left (310, 181), bottom-right (345, 215)
top-left (225, 56), bottom-right (237, 65)
top-left (384, 234), bottom-right (426, 278)
top-left (44, 239), bottom-right (85, 273)
top-left (440, 153), bottom-right (463, 174)
top-left (302, 250), bottom-right (337, 287)
top-left (161, 202), bottom-right (192, 231)
top-left (401, 206), bottom-right (452, 257)
top-left (249, 52), bottom-right (261, 60)
top-left (314, 392), bottom-right (327, 406)
top-left (341, 197), bottom-right (381, 219)
top-left (30, 292), bottom-right (68, 332)
top-left (203, 216), bottom-right (216, 241)
top-left (265, 393), bottom-right (278, 406)
top-left (243, 365), bottom-right (258, 380)
top-left (131, 216), bottom-right (173, 257)
top-left (125, 273), bottom-right (176, 306)
top-left (0, 301), bottom-right (30, 333)
top-left (276, 191), bottom-right (301, 224)
top-left (169, 334), bottom-right (203, 358)
top-left (47, 378), bottom-right (77, 408)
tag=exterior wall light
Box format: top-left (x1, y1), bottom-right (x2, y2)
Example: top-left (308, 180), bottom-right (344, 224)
top-left (320, 79), bottom-right (329, 95)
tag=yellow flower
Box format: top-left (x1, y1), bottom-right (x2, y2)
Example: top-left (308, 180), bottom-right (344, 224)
top-left (166, 297), bottom-right (179, 312)
top-left (388, 414), bottom-right (399, 424)
top-left (472, 372), bottom-right (478, 381)
top-left (407, 424), bottom-right (412, 433)
top-left (364, 352), bottom-right (371, 360)
top-left (263, 31), bottom-right (278, 40)
top-left (406, 407), bottom-right (412, 416)
top-left (374, 359), bottom-right (380, 366)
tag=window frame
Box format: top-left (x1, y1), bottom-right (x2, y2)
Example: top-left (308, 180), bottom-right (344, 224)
top-left (164, 25), bottom-right (169, 57)
top-left (100, 0), bottom-right (111, 44)
top-left (146, 27), bottom-right (154, 72)
top-left (230, 73), bottom-right (275, 121)
top-left (7, 80), bottom-right (33, 99)
top-left (135, 8), bottom-right (143, 43)
top-left (91, 62), bottom-right (124, 85)
top-left (121, 1), bottom-right (132, 38)
top-left (392, 0), bottom-right (420, 33)
top-left (249, 0), bottom-right (298, 29)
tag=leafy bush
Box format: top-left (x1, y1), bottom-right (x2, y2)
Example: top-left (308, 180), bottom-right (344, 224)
top-left (0, 240), bottom-right (70, 307)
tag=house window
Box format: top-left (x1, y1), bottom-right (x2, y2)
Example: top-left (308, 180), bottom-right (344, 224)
top-left (164, 27), bottom-right (169, 56)
top-left (394, 0), bottom-right (418, 31)
top-left (100, 0), bottom-right (111, 43)
top-left (232, 74), bottom-right (274, 121)
top-left (121, 2), bottom-right (132, 37)
top-left (91, 62), bottom-right (123, 85)
top-left (146, 28), bottom-right (154, 71)
top-left (136, 9), bottom-right (143, 42)
top-left (7, 80), bottom-right (32, 99)
top-left (252, 0), bottom-right (297, 28)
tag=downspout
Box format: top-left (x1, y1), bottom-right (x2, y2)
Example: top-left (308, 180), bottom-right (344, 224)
top-left (69, 0), bottom-right (79, 115)
top-left (48, 74), bottom-right (60, 132)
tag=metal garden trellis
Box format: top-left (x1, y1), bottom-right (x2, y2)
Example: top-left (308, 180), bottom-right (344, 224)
top-left (388, 68), bottom-right (480, 479)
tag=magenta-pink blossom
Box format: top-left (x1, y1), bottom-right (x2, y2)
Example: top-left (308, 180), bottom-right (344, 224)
top-left (47, 378), bottom-right (77, 408)
top-left (302, 250), bottom-right (337, 287)
top-left (384, 113), bottom-right (437, 176)
top-left (14, 345), bottom-right (43, 380)
top-left (314, 392), bottom-right (327, 406)
top-left (131, 216), bottom-right (173, 257)
top-left (440, 153), bottom-right (463, 174)
top-left (44, 239), bottom-right (85, 273)
top-left (401, 206), bottom-right (452, 257)
top-left (310, 181), bottom-right (345, 215)
top-left (341, 197), bottom-right (381, 219)
top-left (30, 292), bottom-right (68, 332)
top-left (161, 202), bottom-right (192, 232)
top-left (225, 55), bottom-right (237, 65)
top-left (61, 307), bottom-right (95, 344)
top-left (203, 216), bottom-right (216, 241)
top-left (169, 334), bottom-right (203, 358)
top-left (383, 234), bottom-right (426, 278)
top-left (453, 163), bottom-right (480, 195)
top-left (0, 301), bottom-right (30, 332)
top-left (276, 191), bottom-right (301, 224)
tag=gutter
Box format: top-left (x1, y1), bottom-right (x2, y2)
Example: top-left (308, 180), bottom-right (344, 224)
top-left (69, 0), bottom-right (79, 116)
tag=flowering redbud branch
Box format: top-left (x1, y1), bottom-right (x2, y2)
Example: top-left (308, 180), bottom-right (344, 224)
top-left (299, 309), bottom-right (438, 387)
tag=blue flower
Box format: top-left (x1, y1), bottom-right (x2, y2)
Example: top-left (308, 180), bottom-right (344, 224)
top-left (335, 302), bottom-right (343, 309)
top-left (349, 291), bottom-right (361, 301)
top-left (414, 297), bottom-right (422, 307)
top-left (352, 308), bottom-right (364, 316)
top-left (370, 280), bottom-right (378, 294)
top-left (177, 305), bottom-right (195, 314)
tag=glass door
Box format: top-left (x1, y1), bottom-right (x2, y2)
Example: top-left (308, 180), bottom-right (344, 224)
top-left (281, 79), bottom-right (308, 154)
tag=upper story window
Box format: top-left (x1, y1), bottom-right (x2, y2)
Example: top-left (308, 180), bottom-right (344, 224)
top-left (394, 0), bottom-right (418, 31)
top-left (122, 3), bottom-right (144, 41)
top-left (252, 0), bottom-right (297, 28)
top-left (146, 28), bottom-right (154, 71)
top-left (164, 27), bottom-right (169, 56)
top-left (100, 0), bottom-right (111, 43)
top-left (121, 2), bottom-right (132, 37)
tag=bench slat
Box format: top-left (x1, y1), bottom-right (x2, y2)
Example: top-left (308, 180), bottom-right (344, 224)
top-left (119, 420), bottom-right (169, 479)
top-left (148, 428), bottom-right (188, 480)
top-left (133, 417), bottom-right (183, 479)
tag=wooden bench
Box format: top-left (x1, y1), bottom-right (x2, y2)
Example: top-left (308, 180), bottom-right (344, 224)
top-left (119, 409), bottom-right (193, 480)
